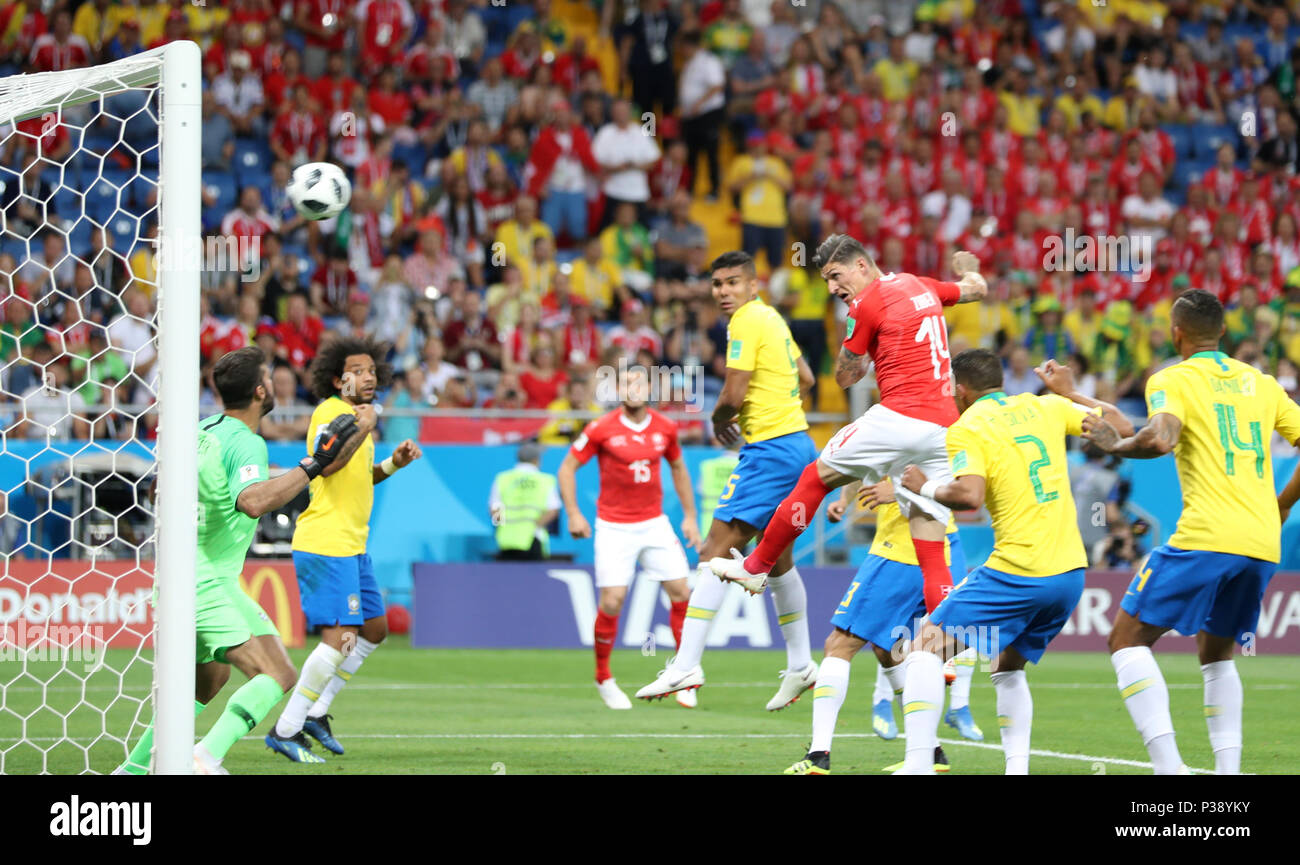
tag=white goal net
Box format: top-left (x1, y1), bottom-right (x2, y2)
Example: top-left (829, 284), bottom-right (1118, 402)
top-left (0, 43), bottom-right (200, 774)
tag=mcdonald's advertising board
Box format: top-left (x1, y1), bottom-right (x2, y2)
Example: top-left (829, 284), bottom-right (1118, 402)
top-left (0, 560), bottom-right (305, 650)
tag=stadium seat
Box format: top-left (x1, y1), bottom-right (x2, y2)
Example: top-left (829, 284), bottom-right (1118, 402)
top-left (205, 171), bottom-right (238, 214)
top-left (234, 140), bottom-right (272, 182)
top-left (1160, 124), bottom-right (1194, 161)
top-left (1194, 123), bottom-right (1239, 156)
top-left (1171, 161), bottom-right (1203, 191)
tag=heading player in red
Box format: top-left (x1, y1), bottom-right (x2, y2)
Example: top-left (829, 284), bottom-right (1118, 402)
top-left (558, 367), bottom-right (702, 709)
top-left (712, 236), bottom-right (987, 616)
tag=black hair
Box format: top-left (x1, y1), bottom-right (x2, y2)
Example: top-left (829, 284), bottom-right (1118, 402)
top-left (1171, 289), bottom-right (1224, 343)
top-left (212, 346), bottom-right (267, 410)
top-left (951, 348), bottom-right (1004, 392)
top-left (709, 250), bottom-right (756, 278)
top-left (813, 233), bottom-right (873, 270)
top-left (308, 336), bottom-right (394, 401)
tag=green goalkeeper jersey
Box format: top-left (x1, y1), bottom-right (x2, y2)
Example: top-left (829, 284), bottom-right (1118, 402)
top-left (196, 413), bottom-right (269, 586)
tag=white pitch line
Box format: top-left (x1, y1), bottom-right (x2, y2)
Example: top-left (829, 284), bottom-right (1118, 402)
top-left (4, 681), bottom-right (1294, 693)
top-left (0, 732), bottom-right (1217, 774)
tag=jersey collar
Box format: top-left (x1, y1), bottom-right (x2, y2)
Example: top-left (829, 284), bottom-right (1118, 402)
top-left (974, 390), bottom-right (1008, 405)
top-left (618, 411), bottom-right (652, 433)
top-left (1188, 350), bottom-right (1228, 361)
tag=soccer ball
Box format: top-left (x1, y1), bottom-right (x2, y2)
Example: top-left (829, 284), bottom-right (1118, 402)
top-left (287, 162), bottom-right (352, 220)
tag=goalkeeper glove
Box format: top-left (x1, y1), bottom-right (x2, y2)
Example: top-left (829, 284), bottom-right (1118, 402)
top-left (299, 414), bottom-right (360, 480)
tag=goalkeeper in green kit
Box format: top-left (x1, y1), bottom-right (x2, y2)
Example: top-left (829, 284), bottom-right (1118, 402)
top-left (115, 347), bottom-right (362, 774)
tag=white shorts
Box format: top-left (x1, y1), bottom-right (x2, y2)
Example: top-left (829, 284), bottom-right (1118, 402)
top-left (818, 403), bottom-right (953, 523)
top-left (593, 514), bottom-right (690, 589)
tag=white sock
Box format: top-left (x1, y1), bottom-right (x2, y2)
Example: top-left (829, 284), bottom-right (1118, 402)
top-left (1112, 646), bottom-right (1183, 774)
top-left (948, 647), bottom-right (977, 710)
top-left (1202, 660), bottom-right (1243, 775)
top-left (769, 564), bottom-right (812, 671)
top-left (275, 643), bottom-right (344, 738)
top-left (882, 661), bottom-right (906, 698)
top-left (809, 656), bottom-right (850, 753)
top-left (308, 637), bottom-right (379, 718)
top-left (991, 669), bottom-right (1032, 774)
top-left (669, 563), bottom-right (723, 673)
top-left (872, 664), bottom-right (894, 704)
top-left (901, 651), bottom-right (945, 772)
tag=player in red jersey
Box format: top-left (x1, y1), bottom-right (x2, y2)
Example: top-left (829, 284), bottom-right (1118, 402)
top-left (711, 235), bottom-right (987, 616)
top-left (558, 367), bottom-right (702, 709)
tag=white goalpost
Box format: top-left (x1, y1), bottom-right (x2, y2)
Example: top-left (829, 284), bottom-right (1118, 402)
top-left (0, 42), bottom-right (200, 774)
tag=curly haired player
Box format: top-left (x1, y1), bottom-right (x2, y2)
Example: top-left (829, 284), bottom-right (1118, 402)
top-left (265, 336), bottom-right (422, 763)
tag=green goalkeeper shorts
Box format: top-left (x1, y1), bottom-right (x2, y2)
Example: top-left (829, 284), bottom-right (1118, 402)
top-left (195, 579), bottom-right (279, 665)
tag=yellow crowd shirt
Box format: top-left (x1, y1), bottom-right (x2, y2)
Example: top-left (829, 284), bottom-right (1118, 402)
top-left (292, 396), bottom-right (375, 556)
top-left (726, 298), bottom-right (808, 442)
top-left (946, 392), bottom-right (1092, 576)
top-left (1147, 351), bottom-right (1300, 562)
top-left (725, 155), bottom-right (791, 228)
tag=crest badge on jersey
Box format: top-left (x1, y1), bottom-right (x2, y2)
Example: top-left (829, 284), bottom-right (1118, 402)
top-left (239, 464), bottom-right (260, 483)
top-left (348, 593), bottom-right (361, 613)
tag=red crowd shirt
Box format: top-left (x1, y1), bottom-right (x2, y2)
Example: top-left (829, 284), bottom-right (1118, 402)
top-left (843, 272), bottom-right (962, 427)
top-left (29, 34), bottom-right (91, 72)
top-left (570, 409), bottom-right (682, 523)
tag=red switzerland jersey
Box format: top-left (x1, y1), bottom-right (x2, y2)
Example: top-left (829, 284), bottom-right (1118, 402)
top-left (844, 272), bottom-right (961, 427)
top-left (570, 409), bottom-right (682, 523)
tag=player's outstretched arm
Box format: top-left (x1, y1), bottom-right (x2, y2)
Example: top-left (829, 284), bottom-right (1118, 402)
top-left (900, 464), bottom-right (985, 511)
top-left (668, 457), bottom-right (701, 548)
top-left (1035, 359), bottom-right (1136, 437)
top-left (319, 404), bottom-right (378, 478)
top-left (711, 367), bottom-right (751, 446)
top-left (557, 452), bottom-right (591, 538)
top-left (796, 355), bottom-right (815, 396)
top-left (237, 415), bottom-right (359, 518)
top-left (834, 345), bottom-right (868, 389)
top-left (373, 439), bottom-right (422, 484)
top-left (1278, 459), bottom-right (1300, 523)
top-left (950, 250), bottom-right (988, 304)
top-left (1082, 412), bottom-right (1181, 459)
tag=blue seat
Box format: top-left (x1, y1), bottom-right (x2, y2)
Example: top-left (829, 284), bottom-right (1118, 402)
top-left (108, 213), bottom-right (142, 255)
top-left (1164, 187), bottom-right (1187, 208)
top-left (1172, 160), bottom-right (1206, 190)
top-left (84, 175), bottom-right (123, 223)
top-left (1195, 123), bottom-right (1238, 156)
top-left (204, 170), bottom-right (238, 210)
top-left (1160, 124), bottom-right (1194, 160)
top-left (234, 139), bottom-right (272, 178)
top-left (65, 218), bottom-right (94, 256)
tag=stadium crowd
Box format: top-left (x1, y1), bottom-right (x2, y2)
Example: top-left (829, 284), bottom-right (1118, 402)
top-left (2, 0), bottom-right (1300, 562)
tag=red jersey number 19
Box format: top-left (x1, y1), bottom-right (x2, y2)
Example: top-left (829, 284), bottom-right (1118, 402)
top-left (915, 314), bottom-right (950, 380)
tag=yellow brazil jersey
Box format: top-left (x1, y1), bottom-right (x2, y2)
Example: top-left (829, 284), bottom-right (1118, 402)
top-left (784, 267), bottom-right (829, 322)
top-left (568, 258), bottom-right (620, 310)
top-left (725, 155), bottom-right (790, 229)
top-left (726, 298), bottom-right (808, 442)
top-left (869, 502), bottom-right (955, 567)
top-left (946, 392), bottom-right (1093, 577)
top-left (1146, 352), bottom-right (1300, 562)
top-left (292, 397), bottom-right (375, 557)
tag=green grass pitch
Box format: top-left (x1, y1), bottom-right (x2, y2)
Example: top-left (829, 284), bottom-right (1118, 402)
top-left (3, 639), bottom-right (1297, 774)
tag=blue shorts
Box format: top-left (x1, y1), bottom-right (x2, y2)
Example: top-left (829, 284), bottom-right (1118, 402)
top-left (830, 532), bottom-right (966, 649)
top-left (711, 431), bottom-right (817, 529)
top-left (1121, 545), bottom-right (1275, 644)
top-left (931, 565), bottom-right (1085, 664)
top-left (292, 551), bottom-right (385, 629)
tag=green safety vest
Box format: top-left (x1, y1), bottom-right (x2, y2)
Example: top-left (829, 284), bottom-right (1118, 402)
top-left (698, 453), bottom-right (740, 534)
top-left (495, 468), bottom-right (556, 554)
